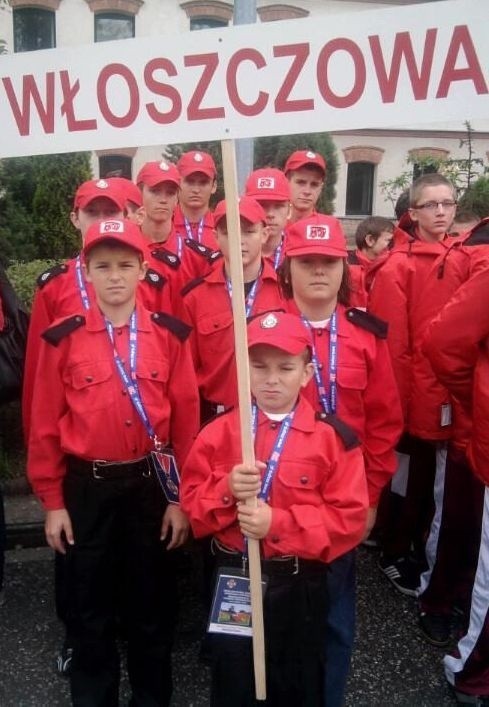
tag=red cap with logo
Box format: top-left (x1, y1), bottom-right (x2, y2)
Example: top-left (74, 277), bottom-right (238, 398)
top-left (213, 196), bottom-right (267, 227)
top-left (284, 150), bottom-right (326, 176)
top-left (107, 177), bottom-right (143, 208)
top-left (83, 219), bottom-right (146, 258)
top-left (136, 160), bottom-right (181, 188)
top-left (245, 168), bottom-right (290, 202)
top-left (285, 214), bottom-right (347, 258)
top-left (74, 179), bottom-right (125, 211)
top-left (177, 151), bottom-right (217, 179)
top-left (247, 311), bottom-right (312, 355)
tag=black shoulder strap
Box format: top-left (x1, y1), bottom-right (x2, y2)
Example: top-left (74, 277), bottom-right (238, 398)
top-left (150, 249), bottom-right (181, 270)
top-left (36, 263), bottom-right (69, 289)
top-left (144, 268), bottom-right (166, 291)
top-left (151, 312), bottom-right (192, 342)
top-left (42, 315), bottom-right (85, 347)
top-left (315, 412), bottom-right (360, 451)
top-left (184, 238), bottom-right (214, 259)
top-left (181, 276), bottom-right (206, 298)
top-left (345, 307), bottom-right (388, 339)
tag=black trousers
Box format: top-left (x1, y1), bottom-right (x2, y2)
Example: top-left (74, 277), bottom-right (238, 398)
top-left (63, 463), bottom-right (176, 707)
top-left (209, 557), bottom-right (328, 707)
top-left (0, 485), bottom-right (5, 591)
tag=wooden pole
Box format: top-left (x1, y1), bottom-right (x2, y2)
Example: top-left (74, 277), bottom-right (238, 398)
top-left (220, 138), bottom-right (266, 701)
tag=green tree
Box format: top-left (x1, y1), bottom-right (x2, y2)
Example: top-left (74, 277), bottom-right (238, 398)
top-left (165, 132), bottom-right (338, 214)
top-left (457, 176), bottom-right (489, 218)
top-left (0, 157), bottom-right (38, 264)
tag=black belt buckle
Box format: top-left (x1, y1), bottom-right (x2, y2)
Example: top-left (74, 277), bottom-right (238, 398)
top-left (92, 459), bottom-right (107, 480)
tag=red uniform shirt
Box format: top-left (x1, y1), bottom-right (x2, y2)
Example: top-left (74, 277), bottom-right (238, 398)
top-left (286, 302), bottom-right (402, 506)
top-left (424, 266), bottom-right (489, 486)
top-left (181, 258), bottom-right (284, 408)
top-left (368, 221), bottom-right (459, 440)
top-left (173, 204), bottom-right (218, 251)
top-left (27, 302), bottom-right (199, 510)
top-left (22, 256), bottom-right (172, 440)
top-left (181, 397), bottom-right (368, 562)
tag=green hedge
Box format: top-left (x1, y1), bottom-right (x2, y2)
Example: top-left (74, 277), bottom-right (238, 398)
top-left (6, 258), bottom-right (58, 311)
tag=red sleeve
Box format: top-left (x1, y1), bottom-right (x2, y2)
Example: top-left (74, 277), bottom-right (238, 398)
top-left (362, 338), bottom-right (403, 506)
top-left (424, 267), bottom-right (489, 411)
top-left (27, 336), bottom-right (67, 510)
top-left (166, 334), bottom-right (200, 467)
top-left (369, 258), bottom-right (410, 422)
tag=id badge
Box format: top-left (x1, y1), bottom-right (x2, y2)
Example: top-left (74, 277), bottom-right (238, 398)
top-left (208, 567), bottom-right (268, 637)
top-left (440, 403), bottom-right (452, 427)
top-left (151, 449), bottom-right (180, 504)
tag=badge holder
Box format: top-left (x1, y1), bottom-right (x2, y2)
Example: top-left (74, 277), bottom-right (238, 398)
top-left (151, 437), bottom-right (180, 504)
top-left (207, 564), bottom-right (268, 638)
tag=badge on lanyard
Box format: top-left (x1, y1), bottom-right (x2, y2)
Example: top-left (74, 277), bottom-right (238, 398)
top-left (208, 567), bottom-right (267, 637)
top-left (151, 447), bottom-right (181, 504)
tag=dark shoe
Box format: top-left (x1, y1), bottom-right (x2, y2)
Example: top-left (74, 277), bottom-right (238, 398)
top-left (0, 589), bottom-right (5, 607)
top-left (419, 611), bottom-right (451, 647)
top-left (56, 640), bottom-right (74, 677)
top-left (454, 690), bottom-right (489, 706)
top-left (378, 555), bottom-right (420, 597)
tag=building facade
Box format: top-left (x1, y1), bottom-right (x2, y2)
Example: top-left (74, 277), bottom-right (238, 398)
top-left (2, 0), bottom-right (488, 228)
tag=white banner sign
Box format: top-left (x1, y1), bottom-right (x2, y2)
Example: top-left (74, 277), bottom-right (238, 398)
top-left (0, 0), bottom-right (487, 157)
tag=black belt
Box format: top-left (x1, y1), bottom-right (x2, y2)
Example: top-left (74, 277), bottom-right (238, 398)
top-left (212, 539), bottom-right (326, 577)
top-left (66, 454), bottom-right (153, 480)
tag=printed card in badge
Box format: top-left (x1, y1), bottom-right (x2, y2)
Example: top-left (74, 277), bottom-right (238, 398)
top-left (151, 449), bottom-right (180, 504)
top-left (208, 568), bottom-right (267, 637)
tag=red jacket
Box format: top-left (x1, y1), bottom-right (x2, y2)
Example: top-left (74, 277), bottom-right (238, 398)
top-left (285, 302), bottom-right (402, 506)
top-left (181, 259), bottom-right (284, 408)
top-left (22, 256), bottom-right (173, 440)
top-left (368, 220), bottom-right (459, 440)
top-left (27, 303), bottom-right (199, 510)
top-left (424, 265), bottom-right (489, 486)
top-left (181, 397), bottom-right (368, 562)
top-left (173, 204), bottom-right (218, 251)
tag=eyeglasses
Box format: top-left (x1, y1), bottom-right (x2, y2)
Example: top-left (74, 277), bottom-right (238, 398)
top-left (413, 200), bottom-right (457, 211)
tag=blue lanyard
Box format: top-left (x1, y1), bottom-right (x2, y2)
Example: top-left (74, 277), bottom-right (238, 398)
top-left (301, 311), bottom-right (338, 415)
top-left (272, 233), bottom-right (285, 271)
top-left (184, 216), bottom-right (204, 244)
top-left (105, 311), bottom-right (157, 443)
top-left (176, 235), bottom-right (184, 261)
top-left (75, 255), bottom-right (91, 311)
top-left (225, 265), bottom-right (262, 318)
top-left (251, 403), bottom-right (294, 501)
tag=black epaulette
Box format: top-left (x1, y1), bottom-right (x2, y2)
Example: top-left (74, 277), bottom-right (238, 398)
top-left (151, 312), bottom-right (192, 342)
top-left (464, 221), bottom-right (489, 246)
top-left (345, 307), bottom-right (388, 339)
top-left (208, 249), bottom-right (223, 264)
top-left (42, 314), bottom-right (85, 346)
top-left (150, 248), bottom-right (181, 270)
top-left (315, 412), bottom-right (359, 451)
top-left (347, 251), bottom-right (360, 265)
top-left (200, 406), bottom-right (234, 431)
top-left (144, 268), bottom-right (166, 290)
top-left (184, 238), bottom-right (214, 259)
top-left (181, 276), bottom-right (206, 298)
top-left (36, 263), bottom-right (69, 289)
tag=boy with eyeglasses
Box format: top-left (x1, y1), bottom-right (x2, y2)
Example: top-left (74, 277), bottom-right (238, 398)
top-left (368, 175), bottom-right (461, 643)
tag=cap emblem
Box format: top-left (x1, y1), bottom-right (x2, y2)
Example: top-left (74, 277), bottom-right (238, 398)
top-left (260, 313), bottom-right (278, 329)
top-left (306, 151), bottom-right (316, 159)
top-left (149, 272), bottom-right (159, 282)
top-left (193, 152), bottom-right (203, 162)
top-left (95, 179), bottom-right (109, 189)
top-left (306, 224), bottom-right (330, 240)
top-left (159, 161), bottom-right (170, 171)
top-left (257, 177), bottom-right (275, 189)
top-left (101, 220), bottom-right (124, 233)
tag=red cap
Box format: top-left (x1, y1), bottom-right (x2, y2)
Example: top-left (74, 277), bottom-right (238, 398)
top-left (177, 150), bottom-right (216, 179)
top-left (285, 214), bottom-right (347, 258)
top-left (136, 160), bottom-right (180, 188)
top-left (74, 179), bottom-right (125, 211)
top-left (213, 196), bottom-right (267, 227)
top-left (83, 219), bottom-right (146, 258)
top-left (247, 311), bottom-right (312, 355)
top-left (284, 150), bottom-right (326, 176)
top-left (107, 177), bottom-right (142, 208)
top-left (245, 168), bottom-right (290, 202)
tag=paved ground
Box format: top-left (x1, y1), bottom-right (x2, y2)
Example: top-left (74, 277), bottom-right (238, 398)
top-left (0, 494), bottom-right (459, 706)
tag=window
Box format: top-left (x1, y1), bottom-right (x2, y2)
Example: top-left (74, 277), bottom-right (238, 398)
top-left (99, 155), bottom-right (133, 180)
top-left (13, 8), bottom-right (56, 52)
top-left (190, 17), bottom-right (228, 30)
top-left (345, 163), bottom-right (374, 216)
top-left (412, 161), bottom-right (438, 181)
top-left (95, 13), bottom-right (135, 42)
